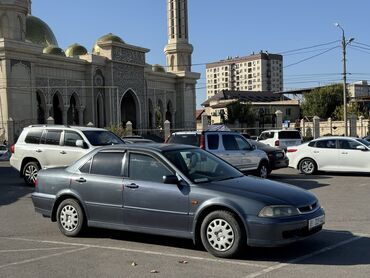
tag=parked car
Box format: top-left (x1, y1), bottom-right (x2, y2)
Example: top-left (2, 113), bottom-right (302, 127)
top-left (257, 129), bottom-right (302, 150)
top-left (0, 144), bottom-right (10, 161)
top-left (10, 125), bottom-right (125, 185)
top-left (166, 131), bottom-right (270, 178)
top-left (249, 140), bottom-right (289, 173)
top-left (32, 144), bottom-right (325, 258)
top-left (124, 138), bottom-right (155, 144)
top-left (287, 136), bottom-right (370, 175)
top-left (363, 135), bottom-right (370, 143)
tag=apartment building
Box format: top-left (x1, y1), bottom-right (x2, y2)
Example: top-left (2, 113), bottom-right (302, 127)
top-left (206, 52), bottom-right (283, 99)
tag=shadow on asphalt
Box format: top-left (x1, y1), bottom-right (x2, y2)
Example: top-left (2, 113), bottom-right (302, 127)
top-left (269, 172), bottom-right (332, 190)
top-left (0, 162), bottom-right (33, 206)
top-left (82, 228), bottom-right (370, 266)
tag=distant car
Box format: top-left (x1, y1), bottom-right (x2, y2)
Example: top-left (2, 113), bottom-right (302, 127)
top-left (0, 144), bottom-right (10, 161)
top-left (10, 125), bottom-right (125, 185)
top-left (249, 140), bottom-right (289, 173)
top-left (166, 131), bottom-right (270, 178)
top-left (258, 129), bottom-right (302, 150)
top-left (32, 144), bottom-right (325, 258)
top-left (124, 138), bottom-right (155, 144)
top-left (287, 136), bottom-right (370, 174)
top-left (363, 135), bottom-right (370, 142)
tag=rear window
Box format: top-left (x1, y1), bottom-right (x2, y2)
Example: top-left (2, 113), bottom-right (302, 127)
top-left (90, 152), bottom-right (125, 176)
top-left (0, 145), bottom-right (7, 151)
top-left (168, 134), bottom-right (200, 146)
top-left (278, 131), bottom-right (301, 139)
top-left (42, 130), bottom-right (62, 145)
top-left (25, 129), bottom-right (43, 144)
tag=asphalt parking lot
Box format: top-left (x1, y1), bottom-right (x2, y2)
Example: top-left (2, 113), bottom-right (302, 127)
top-left (0, 161), bottom-right (369, 278)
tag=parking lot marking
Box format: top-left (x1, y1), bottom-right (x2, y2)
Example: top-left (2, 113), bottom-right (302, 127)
top-left (0, 247), bottom-right (89, 270)
top-left (0, 237), bottom-right (268, 269)
top-left (0, 247), bottom-right (75, 253)
top-left (244, 235), bottom-right (363, 278)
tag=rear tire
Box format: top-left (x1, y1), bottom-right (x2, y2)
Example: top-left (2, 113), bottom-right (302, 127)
top-left (299, 158), bottom-right (317, 175)
top-left (200, 210), bottom-right (244, 258)
top-left (23, 161), bottom-right (40, 186)
top-left (256, 161), bottom-right (269, 179)
top-left (56, 199), bottom-right (85, 237)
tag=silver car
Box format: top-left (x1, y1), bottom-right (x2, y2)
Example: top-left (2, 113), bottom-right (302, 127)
top-left (32, 144), bottom-right (325, 258)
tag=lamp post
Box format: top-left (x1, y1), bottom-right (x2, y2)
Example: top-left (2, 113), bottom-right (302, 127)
top-left (335, 23), bottom-right (354, 136)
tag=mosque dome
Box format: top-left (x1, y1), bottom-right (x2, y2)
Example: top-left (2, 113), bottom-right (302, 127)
top-left (152, 64), bottom-right (166, 73)
top-left (65, 43), bottom-right (88, 57)
top-left (43, 45), bottom-right (65, 56)
top-left (93, 33), bottom-right (124, 54)
top-left (25, 15), bottom-right (58, 47)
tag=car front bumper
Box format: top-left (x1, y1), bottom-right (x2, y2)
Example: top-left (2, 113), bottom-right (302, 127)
top-left (245, 207), bottom-right (325, 247)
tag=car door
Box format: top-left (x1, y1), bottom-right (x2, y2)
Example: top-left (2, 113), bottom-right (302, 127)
top-left (70, 151), bottom-right (125, 224)
top-left (58, 130), bottom-right (90, 166)
top-left (234, 135), bottom-right (259, 170)
top-left (39, 129), bottom-right (63, 169)
top-left (312, 139), bottom-right (339, 171)
top-left (218, 134), bottom-right (251, 171)
top-left (337, 139), bottom-right (370, 171)
top-left (123, 152), bottom-right (190, 232)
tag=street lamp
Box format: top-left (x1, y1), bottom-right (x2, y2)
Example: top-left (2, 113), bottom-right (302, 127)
top-left (335, 23), bottom-right (354, 136)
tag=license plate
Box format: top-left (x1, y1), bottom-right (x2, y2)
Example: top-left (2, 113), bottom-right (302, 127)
top-left (308, 215), bottom-right (325, 230)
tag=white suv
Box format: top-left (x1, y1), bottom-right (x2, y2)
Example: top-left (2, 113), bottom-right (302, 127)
top-left (10, 125), bottom-right (124, 185)
top-left (257, 129), bottom-right (302, 150)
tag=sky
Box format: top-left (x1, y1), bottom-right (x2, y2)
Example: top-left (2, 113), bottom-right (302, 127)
top-left (32, 0), bottom-right (370, 107)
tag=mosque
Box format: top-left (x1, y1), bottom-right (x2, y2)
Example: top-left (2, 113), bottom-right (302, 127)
top-left (0, 0), bottom-right (200, 141)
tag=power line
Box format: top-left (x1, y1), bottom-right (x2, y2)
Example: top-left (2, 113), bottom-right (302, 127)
top-left (277, 40), bottom-right (340, 54)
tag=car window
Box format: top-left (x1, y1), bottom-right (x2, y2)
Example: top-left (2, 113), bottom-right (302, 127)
top-left (64, 131), bottom-right (83, 147)
top-left (82, 131), bottom-right (124, 146)
top-left (41, 130), bottom-right (62, 145)
top-left (315, 139), bottom-right (336, 149)
top-left (278, 131), bottom-right (301, 139)
top-left (338, 139), bottom-right (361, 150)
top-left (168, 134), bottom-right (200, 146)
top-left (235, 135), bottom-right (252, 150)
top-left (222, 134), bottom-right (239, 150)
top-left (0, 145), bottom-right (7, 151)
top-left (25, 129), bottom-right (43, 144)
top-left (90, 152), bottom-right (125, 176)
top-left (207, 134), bottom-right (219, 150)
top-left (79, 158), bottom-right (92, 173)
top-left (259, 132), bottom-right (274, 140)
top-left (163, 148), bottom-right (243, 184)
top-left (129, 153), bottom-right (172, 183)
top-left (355, 138), bottom-right (370, 147)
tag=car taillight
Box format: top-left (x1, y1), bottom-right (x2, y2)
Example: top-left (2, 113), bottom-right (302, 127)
top-left (199, 134), bottom-right (205, 149)
top-left (34, 178), bottom-right (38, 188)
top-left (274, 140), bottom-right (280, 147)
top-left (288, 148), bottom-right (297, 153)
top-left (10, 144), bottom-right (15, 154)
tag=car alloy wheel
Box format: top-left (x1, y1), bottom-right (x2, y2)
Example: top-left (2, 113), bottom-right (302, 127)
top-left (23, 161), bottom-right (40, 186)
top-left (57, 199), bottom-right (84, 237)
top-left (299, 158), bottom-right (316, 175)
top-left (200, 210), bottom-right (243, 258)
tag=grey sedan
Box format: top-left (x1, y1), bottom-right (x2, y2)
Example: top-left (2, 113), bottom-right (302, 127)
top-left (32, 144), bottom-right (325, 258)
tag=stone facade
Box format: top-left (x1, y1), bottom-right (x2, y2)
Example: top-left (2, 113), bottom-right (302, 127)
top-left (0, 0), bottom-right (200, 143)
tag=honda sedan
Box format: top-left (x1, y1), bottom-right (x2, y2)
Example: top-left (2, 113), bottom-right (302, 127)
top-left (287, 136), bottom-right (370, 174)
top-left (32, 144), bottom-right (325, 258)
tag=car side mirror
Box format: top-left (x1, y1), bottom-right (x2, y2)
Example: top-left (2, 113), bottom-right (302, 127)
top-left (76, 140), bottom-right (88, 149)
top-left (356, 145), bottom-right (367, 151)
top-left (163, 175), bottom-right (179, 184)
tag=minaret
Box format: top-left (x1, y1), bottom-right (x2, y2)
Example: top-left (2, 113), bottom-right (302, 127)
top-left (164, 0), bottom-right (193, 72)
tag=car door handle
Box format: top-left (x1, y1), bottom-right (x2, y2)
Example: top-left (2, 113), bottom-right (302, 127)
top-left (125, 183), bottom-right (139, 189)
top-left (36, 149), bottom-right (42, 153)
top-left (60, 151), bottom-right (67, 154)
top-left (75, 177), bottom-right (86, 183)
top-left (313, 151), bottom-right (319, 153)
top-left (341, 152), bottom-right (348, 154)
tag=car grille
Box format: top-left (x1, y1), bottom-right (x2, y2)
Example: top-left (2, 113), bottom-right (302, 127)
top-left (298, 201), bottom-right (318, 214)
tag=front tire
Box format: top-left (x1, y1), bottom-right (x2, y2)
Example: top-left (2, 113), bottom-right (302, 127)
top-left (23, 161), bottom-right (40, 186)
top-left (256, 161), bottom-right (269, 179)
top-left (56, 199), bottom-right (85, 237)
top-left (299, 158), bottom-right (317, 175)
top-left (200, 210), bottom-right (244, 258)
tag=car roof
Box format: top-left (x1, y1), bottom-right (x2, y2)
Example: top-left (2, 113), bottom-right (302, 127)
top-left (261, 129), bottom-right (300, 133)
top-left (26, 125), bottom-right (107, 131)
top-left (314, 136), bottom-right (360, 141)
top-left (97, 143), bottom-right (198, 152)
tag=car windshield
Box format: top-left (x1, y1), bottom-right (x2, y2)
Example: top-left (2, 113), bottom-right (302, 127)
top-left (355, 138), bottom-right (370, 147)
top-left (168, 134), bottom-right (200, 146)
top-left (0, 145), bottom-right (7, 151)
top-left (82, 131), bottom-right (124, 146)
top-left (163, 148), bottom-right (243, 184)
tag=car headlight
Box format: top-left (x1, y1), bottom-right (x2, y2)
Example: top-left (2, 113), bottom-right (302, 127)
top-left (258, 205), bottom-right (299, 217)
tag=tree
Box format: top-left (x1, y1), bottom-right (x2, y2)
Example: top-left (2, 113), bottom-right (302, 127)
top-left (226, 102), bottom-right (255, 125)
top-left (332, 102), bottom-right (366, 120)
top-left (301, 85), bottom-right (342, 119)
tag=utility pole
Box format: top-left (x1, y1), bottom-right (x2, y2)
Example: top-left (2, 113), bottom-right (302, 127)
top-left (335, 23), bottom-right (353, 136)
